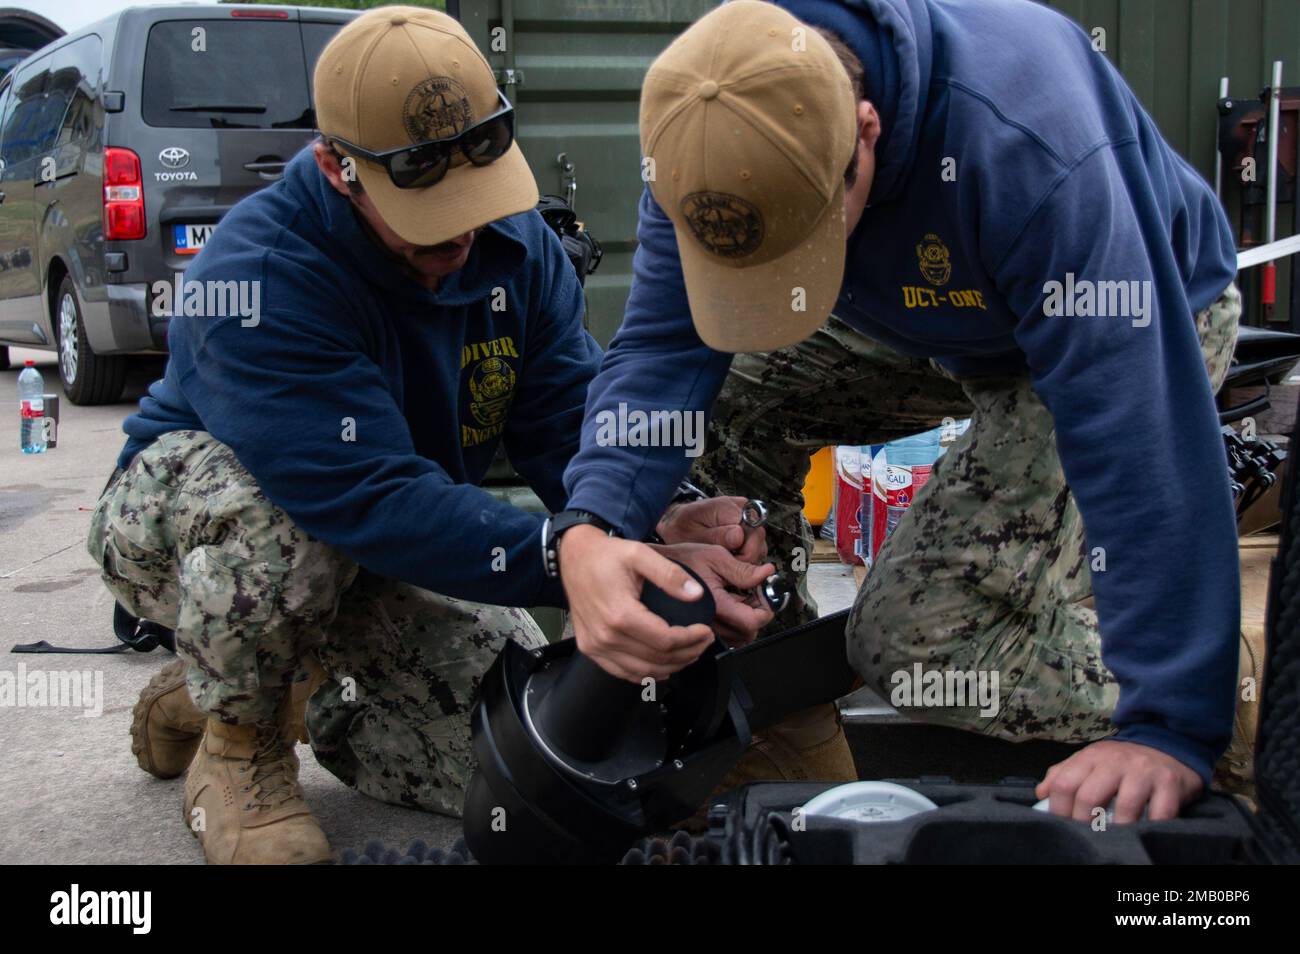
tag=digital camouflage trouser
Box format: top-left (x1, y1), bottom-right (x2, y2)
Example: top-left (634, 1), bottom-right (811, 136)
top-left (692, 284), bottom-right (1241, 749)
top-left (87, 431), bottom-right (547, 816)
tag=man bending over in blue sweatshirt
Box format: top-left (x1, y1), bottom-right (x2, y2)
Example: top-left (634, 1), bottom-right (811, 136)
top-left (555, 0), bottom-right (1243, 824)
top-left (86, 7), bottom-right (774, 864)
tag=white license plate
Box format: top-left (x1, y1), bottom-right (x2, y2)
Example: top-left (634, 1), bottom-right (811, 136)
top-left (173, 223), bottom-right (214, 255)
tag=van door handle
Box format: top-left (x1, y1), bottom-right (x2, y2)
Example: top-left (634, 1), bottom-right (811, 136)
top-left (243, 160), bottom-right (286, 180)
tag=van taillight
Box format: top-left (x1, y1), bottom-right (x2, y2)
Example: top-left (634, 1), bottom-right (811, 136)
top-left (103, 147), bottom-right (145, 240)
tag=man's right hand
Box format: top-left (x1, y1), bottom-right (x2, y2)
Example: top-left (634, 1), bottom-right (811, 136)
top-left (656, 495), bottom-right (768, 564)
top-left (558, 523), bottom-right (715, 682)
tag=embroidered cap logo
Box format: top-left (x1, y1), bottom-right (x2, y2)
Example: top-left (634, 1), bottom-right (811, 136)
top-left (680, 191), bottom-right (765, 258)
top-left (403, 76), bottom-right (474, 142)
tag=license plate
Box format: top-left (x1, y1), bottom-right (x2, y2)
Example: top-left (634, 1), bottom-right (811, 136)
top-left (173, 223), bottom-right (214, 255)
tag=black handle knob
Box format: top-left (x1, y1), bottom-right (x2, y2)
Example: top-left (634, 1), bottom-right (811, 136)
top-left (639, 561), bottom-right (715, 627)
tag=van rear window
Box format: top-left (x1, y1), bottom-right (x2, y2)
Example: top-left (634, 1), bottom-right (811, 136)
top-left (141, 20), bottom-right (314, 129)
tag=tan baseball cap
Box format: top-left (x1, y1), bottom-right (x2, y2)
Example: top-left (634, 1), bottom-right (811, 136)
top-left (640, 0), bottom-right (857, 353)
top-left (313, 6), bottom-right (538, 246)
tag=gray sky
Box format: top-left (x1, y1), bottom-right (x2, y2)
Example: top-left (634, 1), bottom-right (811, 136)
top-left (17, 0), bottom-right (167, 34)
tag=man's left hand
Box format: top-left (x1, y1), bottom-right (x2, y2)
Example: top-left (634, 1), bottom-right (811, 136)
top-left (657, 495), bottom-right (767, 564)
top-left (1036, 739), bottom-right (1203, 824)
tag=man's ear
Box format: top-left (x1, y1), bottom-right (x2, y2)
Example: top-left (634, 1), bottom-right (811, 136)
top-left (313, 141), bottom-right (353, 198)
top-left (858, 100), bottom-right (881, 152)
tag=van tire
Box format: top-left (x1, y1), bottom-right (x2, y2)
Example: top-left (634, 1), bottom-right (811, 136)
top-left (0, 346), bottom-right (9, 371)
top-left (54, 275), bottom-right (126, 405)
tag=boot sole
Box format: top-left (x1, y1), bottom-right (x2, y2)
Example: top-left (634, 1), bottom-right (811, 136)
top-left (131, 660), bottom-right (201, 779)
top-left (183, 805), bottom-right (334, 865)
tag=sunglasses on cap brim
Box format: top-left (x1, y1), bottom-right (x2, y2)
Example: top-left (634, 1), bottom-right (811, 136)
top-left (327, 89), bottom-right (515, 190)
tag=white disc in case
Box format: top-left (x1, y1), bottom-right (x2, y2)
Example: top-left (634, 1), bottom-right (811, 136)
top-left (799, 781), bottom-right (939, 823)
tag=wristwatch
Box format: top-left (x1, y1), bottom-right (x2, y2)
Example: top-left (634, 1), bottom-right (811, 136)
top-left (669, 479), bottom-right (708, 506)
top-left (542, 509), bottom-right (620, 579)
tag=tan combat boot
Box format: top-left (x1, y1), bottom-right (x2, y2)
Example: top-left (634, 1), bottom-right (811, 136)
top-left (133, 655), bottom-right (326, 776)
top-left (131, 657), bottom-right (206, 779)
top-left (680, 702), bottom-right (858, 830)
top-left (1213, 626), bottom-right (1265, 807)
top-left (183, 709), bottom-right (332, 865)
top-left (285, 653), bottom-right (329, 746)
top-left (725, 702), bottom-right (858, 786)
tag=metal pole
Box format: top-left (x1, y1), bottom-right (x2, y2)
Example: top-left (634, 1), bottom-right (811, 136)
top-left (1266, 61), bottom-right (1283, 245)
top-left (1215, 76), bottom-right (1229, 198)
top-left (1263, 62), bottom-right (1283, 321)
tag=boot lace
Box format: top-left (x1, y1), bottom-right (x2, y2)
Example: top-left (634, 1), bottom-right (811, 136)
top-left (245, 731), bottom-right (299, 811)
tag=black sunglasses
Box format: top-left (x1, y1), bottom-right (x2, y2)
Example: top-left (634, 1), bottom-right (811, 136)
top-left (328, 89), bottom-right (515, 190)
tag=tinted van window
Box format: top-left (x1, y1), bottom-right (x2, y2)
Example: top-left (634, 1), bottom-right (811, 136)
top-left (1, 60), bottom-right (57, 165)
top-left (56, 34), bottom-right (102, 90)
top-left (142, 19), bottom-right (312, 129)
top-left (301, 22), bottom-right (341, 78)
top-left (52, 36), bottom-right (101, 154)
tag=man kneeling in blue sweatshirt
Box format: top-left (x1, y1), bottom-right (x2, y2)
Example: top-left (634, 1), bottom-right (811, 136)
top-left (556, 0), bottom-right (1244, 823)
top-left (86, 7), bottom-right (774, 864)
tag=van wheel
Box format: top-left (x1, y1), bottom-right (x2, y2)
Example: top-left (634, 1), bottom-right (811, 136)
top-left (0, 346), bottom-right (9, 371)
top-left (55, 275), bottom-right (126, 405)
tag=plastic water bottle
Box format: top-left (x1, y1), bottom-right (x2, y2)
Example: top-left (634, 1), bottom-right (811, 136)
top-left (18, 360), bottom-right (47, 454)
top-left (879, 430), bottom-right (944, 541)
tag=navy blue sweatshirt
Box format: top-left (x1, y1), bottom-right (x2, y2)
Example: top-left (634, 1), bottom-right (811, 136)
top-left (563, 0), bottom-right (1241, 782)
top-left (121, 148), bottom-right (601, 608)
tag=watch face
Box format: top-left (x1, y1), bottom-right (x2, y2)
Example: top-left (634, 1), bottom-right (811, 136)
top-left (542, 516), bottom-right (561, 579)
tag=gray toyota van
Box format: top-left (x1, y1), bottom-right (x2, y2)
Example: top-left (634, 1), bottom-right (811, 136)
top-left (0, 5), bottom-right (356, 403)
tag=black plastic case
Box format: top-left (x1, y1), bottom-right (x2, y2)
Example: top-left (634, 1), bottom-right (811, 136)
top-left (702, 779), bottom-right (1265, 864)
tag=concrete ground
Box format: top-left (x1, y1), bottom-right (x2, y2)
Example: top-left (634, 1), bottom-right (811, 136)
top-left (0, 348), bottom-right (873, 864)
top-left (0, 347), bottom-right (462, 863)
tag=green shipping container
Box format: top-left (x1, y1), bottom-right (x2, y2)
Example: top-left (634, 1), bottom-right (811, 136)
top-left (456, 0), bottom-right (1297, 336)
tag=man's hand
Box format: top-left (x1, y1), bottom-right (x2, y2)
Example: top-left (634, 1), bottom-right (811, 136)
top-left (657, 495), bottom-right (767, 564)
top-left (1036, 739), bottom-right (1203, 824)
top-left (653, 541), bottom-right (775, 646)
top-left (558, 524), bottom-right (715, 682)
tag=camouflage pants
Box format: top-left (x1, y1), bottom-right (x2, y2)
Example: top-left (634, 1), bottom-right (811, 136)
top-left (693, 283), bottom-right (1241, 745)
top-left (87, 430), bottom-right (546, 816)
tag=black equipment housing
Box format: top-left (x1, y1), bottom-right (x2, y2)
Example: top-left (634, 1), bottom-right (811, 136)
top-left (463, 575), bottom-right (856, 865)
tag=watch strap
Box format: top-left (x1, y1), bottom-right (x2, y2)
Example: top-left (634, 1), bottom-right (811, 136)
top-left (669, 479), bottom-right (708, 506)
top-left (543, 510), bottom-right (619, 579)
